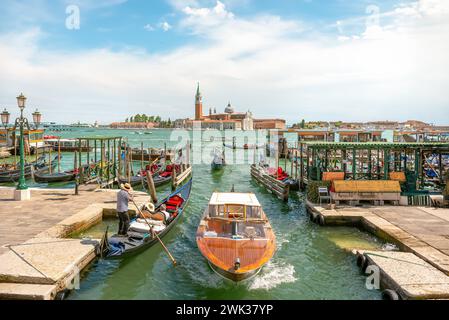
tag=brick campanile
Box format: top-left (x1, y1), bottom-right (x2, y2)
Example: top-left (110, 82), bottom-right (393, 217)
top-left (195, 82), bottom-right (203, 120)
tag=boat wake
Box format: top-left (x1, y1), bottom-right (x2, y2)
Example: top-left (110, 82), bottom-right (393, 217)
top-left (248, 261), bottom-right (296, 290)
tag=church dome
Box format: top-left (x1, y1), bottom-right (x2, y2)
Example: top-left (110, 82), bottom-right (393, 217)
top-left (224, 102), bottom-right (234, 114)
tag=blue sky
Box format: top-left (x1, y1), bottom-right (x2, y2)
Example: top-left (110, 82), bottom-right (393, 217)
top-left (0, 0), bottom-right (448, 124)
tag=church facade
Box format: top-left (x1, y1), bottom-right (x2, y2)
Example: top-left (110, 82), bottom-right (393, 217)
top-left (182, 83), bottom-right (285, 130)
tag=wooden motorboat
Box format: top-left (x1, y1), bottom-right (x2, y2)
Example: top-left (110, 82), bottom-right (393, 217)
top-left (100, 178), bottom-right (192, 258)
top-left (196, 192), bottom-right (276, 282)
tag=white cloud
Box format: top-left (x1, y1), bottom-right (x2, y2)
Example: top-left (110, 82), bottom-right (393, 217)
top-left (144, 24), bottom-right (155, 32)
top-left (159, 21), bottom-right (172, 32)
top-left (0, 0), bottom-right (448, 124)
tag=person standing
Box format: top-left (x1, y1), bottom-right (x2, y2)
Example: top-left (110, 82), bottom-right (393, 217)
top-left (117, 183), bottom-right (133, 236)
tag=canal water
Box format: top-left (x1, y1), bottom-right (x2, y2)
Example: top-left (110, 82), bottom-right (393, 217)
top-left (3, 128), bottom-right (384, 299)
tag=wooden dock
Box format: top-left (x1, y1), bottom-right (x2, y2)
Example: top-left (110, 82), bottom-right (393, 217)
top-left (306, 201), bottom-right (449, 299)
top-left (0, 187), bottom-right (151, 300)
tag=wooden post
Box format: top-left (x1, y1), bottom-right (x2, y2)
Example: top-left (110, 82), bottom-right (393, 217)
top-left (368, 149), bottom-right (372, 180)
top-left (100, 139), bottom-right (104, 181)
top-left (86, 140), bottom-right (90, 177)
top-left (58, 138), bottom-right (61, 173)
top-left (78, 138), bottom-right (83, 183)
top-left (172, 165), bottom-right (177, 191)
top-left (35, 141), bottom-right (38, 165)
top-left (107, 139), bottom-right (111, 187)
top-left (384, 149), bottom-right (390, 180)
top-left (113, 139), bottom-right (117, 182)
top-left (118, 138), bottom-right (122, 178)
top-left (128, 147), bottom-right (132, 184)
top-left (49, 144), bottom-right (52, 174)
top-left (352, 148), bottom-right (356, 180)
top-left (141, 142), bottom-right (144, 173)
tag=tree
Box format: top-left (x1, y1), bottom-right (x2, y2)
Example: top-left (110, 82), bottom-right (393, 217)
top-left (300, 119), bottom-right (306, 129)
top-left (125, 118), bottom-right (129, 123)
top-left (129, 116), bottom-right (134, 123)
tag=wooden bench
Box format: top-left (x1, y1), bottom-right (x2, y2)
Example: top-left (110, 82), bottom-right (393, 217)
top-left (331, 180), bottom-right (401, 206)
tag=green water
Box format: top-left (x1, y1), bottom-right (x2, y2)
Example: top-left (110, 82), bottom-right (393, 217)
top-left (3, 128), bottom-right (383, 299)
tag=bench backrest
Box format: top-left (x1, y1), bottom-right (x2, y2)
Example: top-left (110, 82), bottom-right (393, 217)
top-left (332, 180), bottom-right (401, 193)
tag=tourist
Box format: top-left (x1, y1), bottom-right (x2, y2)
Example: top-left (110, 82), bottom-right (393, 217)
top-left (117, 183), bottom-right (134, 236)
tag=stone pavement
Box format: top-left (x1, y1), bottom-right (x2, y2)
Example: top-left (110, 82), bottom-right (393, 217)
top-left (0, 188), bottom-right (150, 255)
top-left (307, 202), bottom-right (449, 275)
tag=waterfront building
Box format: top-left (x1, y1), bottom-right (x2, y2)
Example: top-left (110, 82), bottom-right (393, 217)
top-left (187, 83), bottom-right (285, 130)
top-left (110, 122), bottom-right (156, 129)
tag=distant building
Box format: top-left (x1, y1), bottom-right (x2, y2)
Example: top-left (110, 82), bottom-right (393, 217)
top-left (188, 83), bottom-right (285, 130)
top-left (110, 122), bottom-right (156, 129)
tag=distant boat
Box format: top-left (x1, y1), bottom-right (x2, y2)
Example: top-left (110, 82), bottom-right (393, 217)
top-left (211, 149), bottom-right (226, 171)
top-left (196, 191), bottom-right (276, 282)
top-left (144, 132), bottom-right (153, 135)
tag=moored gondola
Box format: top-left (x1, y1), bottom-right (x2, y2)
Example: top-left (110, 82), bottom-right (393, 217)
top-left (100, 177), bottom-right (192, 258)
top-left (0, 156), bottom-right (58, 183)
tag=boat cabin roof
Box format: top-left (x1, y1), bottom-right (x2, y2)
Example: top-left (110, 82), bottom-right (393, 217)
top-left (209, 192), bottom-right (261, 207)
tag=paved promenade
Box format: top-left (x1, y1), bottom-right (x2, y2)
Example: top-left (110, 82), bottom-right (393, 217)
top-left (307, 202), bottom-right (449, 275)
top-left (0, 188), bottom-right (150, 255)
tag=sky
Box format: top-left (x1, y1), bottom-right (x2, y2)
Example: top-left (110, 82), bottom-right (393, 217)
top-left (0, 0), bottom-right (448, 125)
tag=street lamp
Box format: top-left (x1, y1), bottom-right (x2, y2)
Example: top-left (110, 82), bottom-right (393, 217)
top-left (32, 109), bottom-right (42, 129)
top-left (2, 93), bottom-right (42, 200)
top-left (1, 109), bottom-right (10, 130)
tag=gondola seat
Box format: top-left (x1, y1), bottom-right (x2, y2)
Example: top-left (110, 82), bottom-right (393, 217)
top-left (167, 195), bottom-right (184, 207)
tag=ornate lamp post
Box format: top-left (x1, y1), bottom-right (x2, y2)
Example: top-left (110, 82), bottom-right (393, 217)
top-left (2, 94), bottom-right (43, 201)
top-left (1, 109), bottom-right (10, 130)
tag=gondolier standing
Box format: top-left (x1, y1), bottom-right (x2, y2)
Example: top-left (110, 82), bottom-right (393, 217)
top-left (117, 183), bottom-right (134, 236)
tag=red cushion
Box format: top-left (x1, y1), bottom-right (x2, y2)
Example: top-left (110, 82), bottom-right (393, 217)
top-left (166, 165), bottom-right (173, 172)
top-left (167, 196), bottom-right (184, 207)
top-left (166, 205), bottom-right (177, 211)
top-left (160, 171), bottom-right (171, 178)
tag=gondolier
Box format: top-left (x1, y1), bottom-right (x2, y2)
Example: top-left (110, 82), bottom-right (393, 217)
top-left (117, 183), bottom-right (134, 236)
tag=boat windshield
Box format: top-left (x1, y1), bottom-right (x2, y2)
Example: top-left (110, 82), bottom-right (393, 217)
top-left (208, 205), bottom-right (261, 219)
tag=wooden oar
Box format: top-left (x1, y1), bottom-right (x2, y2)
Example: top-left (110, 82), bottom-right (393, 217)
top-left (131, 198), bottom-right (177, 266)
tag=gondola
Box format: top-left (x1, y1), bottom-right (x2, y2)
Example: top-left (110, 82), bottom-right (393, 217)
top-left (100, 177), bottom-right (193, 258)
top-left (117, 164), bottom-right (175, 188)
top-left (34, 167), bottom-right (76, 183)
top-left (211, 150), bottom-right (226, 171)
top-left (0, 156), bottom-right (57, 183)
top-left (196, 190), bottom-right (276, 282)
top-left (223, 143), bottom-right (264, 150)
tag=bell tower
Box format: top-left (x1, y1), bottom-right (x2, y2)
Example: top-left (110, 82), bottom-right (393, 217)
top-left (195, 82), bottom-right (203, 120)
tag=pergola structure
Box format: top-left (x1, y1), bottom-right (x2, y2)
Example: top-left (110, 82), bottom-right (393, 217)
top-left (299, 142), bottom-right (449, 191)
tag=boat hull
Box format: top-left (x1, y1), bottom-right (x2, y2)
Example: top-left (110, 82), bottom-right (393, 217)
top-left (103, 178), bottom-right (192, 259)
top-left (208, 261), bottom-right (262, 282)
top-left (211, 162), bottom-right (224, 171)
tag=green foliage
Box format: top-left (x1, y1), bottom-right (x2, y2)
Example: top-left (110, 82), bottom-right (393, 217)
top-left (306, 180), bottom-right (331, 203)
